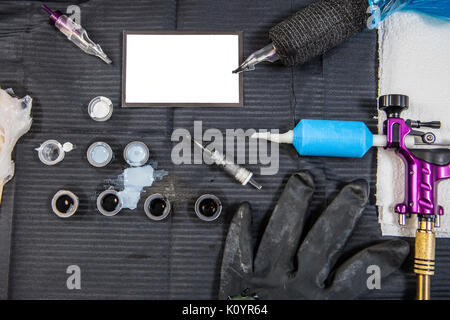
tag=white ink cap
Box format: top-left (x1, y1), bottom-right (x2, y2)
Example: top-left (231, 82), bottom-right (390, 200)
top-left (88, 96), bottom-right (113, 122)
top-left (123, 141), bottom-right (149, 167)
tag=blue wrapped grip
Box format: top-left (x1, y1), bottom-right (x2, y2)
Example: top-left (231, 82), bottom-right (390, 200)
top-left (292, 119), bottom-right (374, 158)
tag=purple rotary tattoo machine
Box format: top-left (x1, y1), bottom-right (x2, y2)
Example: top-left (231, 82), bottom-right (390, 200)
top-left (41, 4), bottom-right (112, 64)
top-left (379, 94), bottom-right (450, 300)
top-left (252, 94), bottom-right (450, 299)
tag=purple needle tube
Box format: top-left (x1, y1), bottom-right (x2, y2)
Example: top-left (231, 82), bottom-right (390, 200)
top-left (41, 4), bottom-right (112, 64)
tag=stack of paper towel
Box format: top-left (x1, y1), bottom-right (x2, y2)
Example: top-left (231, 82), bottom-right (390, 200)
top-left (377, 12), bottom-right (450, 237)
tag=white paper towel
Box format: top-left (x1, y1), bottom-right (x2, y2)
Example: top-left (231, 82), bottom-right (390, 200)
top-left (377, 12), bottom-right (450, 237)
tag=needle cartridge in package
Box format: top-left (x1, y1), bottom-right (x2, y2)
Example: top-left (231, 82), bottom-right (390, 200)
top-left (191, 138), bottom-right (262, 190)
top-left (41, 4), bottom-right (112, 64)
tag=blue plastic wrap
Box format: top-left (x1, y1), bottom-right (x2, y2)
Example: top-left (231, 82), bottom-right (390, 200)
top-left (368, 0), bottom-right (450, 29)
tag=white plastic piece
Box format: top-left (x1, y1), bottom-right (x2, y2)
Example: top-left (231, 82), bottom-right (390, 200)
top-left (88, 96), bottom-right (113, 122)
top-left (0, 88), bottom-right (32, 204)
top-left (251, 130), bottom-right (294, 144)
top-left (372, 134), bottom-right (415, 148)
top-left (235, 167), bottom-right (253, 186)
top-left (372, 134), bottom-right (387, 147)
top-left (63, 142), bottom-right (75, 152)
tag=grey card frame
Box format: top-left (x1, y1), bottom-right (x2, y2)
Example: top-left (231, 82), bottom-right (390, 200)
top-left (122, 30), bottom-right (244, 108)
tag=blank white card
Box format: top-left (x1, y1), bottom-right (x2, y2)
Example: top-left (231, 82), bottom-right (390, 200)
top-left (123, 32), bottom-right (243, 107)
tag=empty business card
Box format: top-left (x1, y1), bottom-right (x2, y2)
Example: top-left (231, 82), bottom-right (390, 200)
top-left (122, 31), bottom-right (243, 107)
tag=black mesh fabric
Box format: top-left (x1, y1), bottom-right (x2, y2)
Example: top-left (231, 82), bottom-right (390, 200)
top-left (269, 0), bottom-right (368, 66)
top-left (1, 0), bottom-right (450, 300)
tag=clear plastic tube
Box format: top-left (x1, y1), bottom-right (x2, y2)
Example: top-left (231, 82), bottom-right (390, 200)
top-left (55, 15), bottom-right (112, 64)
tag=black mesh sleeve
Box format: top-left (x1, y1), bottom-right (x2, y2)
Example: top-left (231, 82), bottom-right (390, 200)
top-left (269, 0), bottom-right (369, 66)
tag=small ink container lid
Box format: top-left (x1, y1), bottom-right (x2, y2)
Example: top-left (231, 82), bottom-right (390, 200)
top-left (37, 139), bottom-right (65, 165)
top-left (123, 141), bottom-right (149, 167)
top-left (87, 142), bottom-right (113, 167)
top-left (88, 96), bottom-right (113, 122)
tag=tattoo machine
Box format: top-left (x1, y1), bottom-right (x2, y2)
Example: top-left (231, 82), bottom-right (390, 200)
top-left (252, 94), bottom-right (450, 300)
top-left (379, 95), bottom-right (450, 300)
top-left (41, 4), bottom-right (112, 64)
top-left (235, 0), bottom-right (450, 73)
top-left (233, 0), bottom-right (368, 73)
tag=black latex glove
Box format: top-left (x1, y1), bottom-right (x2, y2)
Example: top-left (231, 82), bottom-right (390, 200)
top-left (219, 172), bottom-right (410, 300)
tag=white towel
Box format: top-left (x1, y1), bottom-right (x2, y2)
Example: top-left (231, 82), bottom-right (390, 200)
top-left (377, 11), bottom-right (450, 237)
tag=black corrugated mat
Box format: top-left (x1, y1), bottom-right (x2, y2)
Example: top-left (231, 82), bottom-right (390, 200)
top-left (0, 0), bottom-right (449, 299)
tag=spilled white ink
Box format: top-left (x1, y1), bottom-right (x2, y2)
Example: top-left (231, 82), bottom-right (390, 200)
top-left (117, 164), bottom-right (168, 210)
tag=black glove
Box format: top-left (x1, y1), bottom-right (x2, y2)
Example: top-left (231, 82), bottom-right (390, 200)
top-left (219, 172), bottom-right (410, 300)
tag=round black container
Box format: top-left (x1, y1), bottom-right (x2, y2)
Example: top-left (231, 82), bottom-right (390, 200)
top-left (144, 194), bottom-right (171, 221)
top-left (194, 194), bottom-right (222, 222)
top-left (97, 189), bottom-right (122, 216)
top-left (51, 190), bottom-right (79, 218)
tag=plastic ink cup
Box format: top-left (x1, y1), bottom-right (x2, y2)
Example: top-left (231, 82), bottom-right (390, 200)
top-left (51, 190), bottom-right (79, 218)
top-left (88, 96), bottom-right (113, 122)
top-left (123, 141), bottom-right (149, 167)
top-left (97, 189), bottom-right (122, 216)
top-left (194, 194), bottom-right (222, 222)
top-left (87, 142), bottom-right (113, 167)
top-left (37, 139), bottom-right (65, 165)
top-left (144, 194), bottom-right (171, 221)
